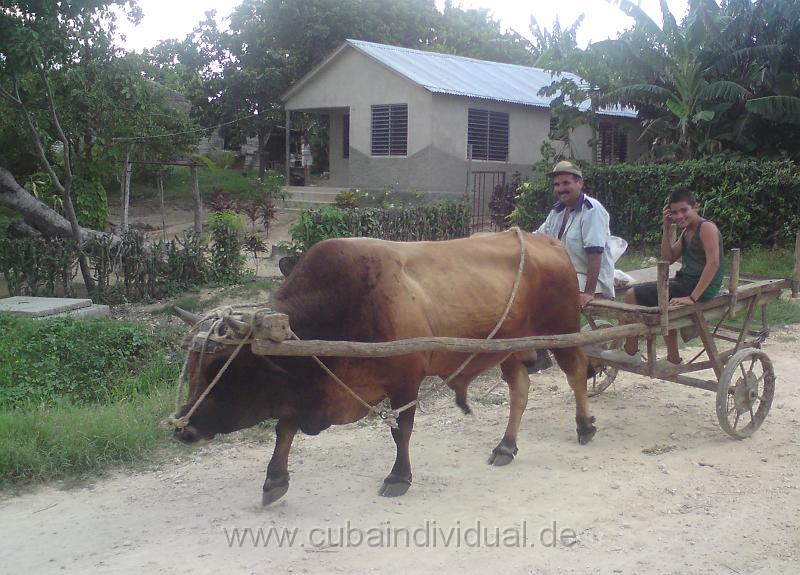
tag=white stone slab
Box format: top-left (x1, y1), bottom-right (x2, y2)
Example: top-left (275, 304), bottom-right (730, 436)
top-left (35, 304), bottom-right (110, 320)
top-left (0, 296), bottom-right (93, 317)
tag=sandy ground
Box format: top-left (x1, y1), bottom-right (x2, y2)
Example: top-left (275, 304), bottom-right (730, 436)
top-left (1, 323), bottom-right (799, 575)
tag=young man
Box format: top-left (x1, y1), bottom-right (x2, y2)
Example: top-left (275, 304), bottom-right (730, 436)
top-left (537, 160), bottom-right (616, 308)
top-left (606, 188), bottom-right (724, 368)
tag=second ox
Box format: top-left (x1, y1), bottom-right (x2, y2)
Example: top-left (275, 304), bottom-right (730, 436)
top-left (172, 229), bottom-right (597, 505)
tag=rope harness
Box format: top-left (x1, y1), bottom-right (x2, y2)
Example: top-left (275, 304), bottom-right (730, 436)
top-left (166, 227), bottom-right (527, 431)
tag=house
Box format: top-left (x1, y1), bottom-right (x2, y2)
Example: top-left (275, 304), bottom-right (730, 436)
top-left (281, 39), bottom-right (646, 199)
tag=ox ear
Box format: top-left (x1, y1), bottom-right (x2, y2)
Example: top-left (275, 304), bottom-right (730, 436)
top-left (261, 356), bottom-right (290, 375)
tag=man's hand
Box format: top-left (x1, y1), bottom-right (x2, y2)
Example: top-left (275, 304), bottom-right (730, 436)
top-left (669, 296), bottom-right (694, 306)
top-left (579, 292), bottom-right (595, 309)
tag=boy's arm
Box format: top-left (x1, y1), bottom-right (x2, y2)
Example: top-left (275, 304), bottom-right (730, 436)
top-left (687, 221), bottom-right (721, 302)
top-left (660, 205), bottom-right (682, 263)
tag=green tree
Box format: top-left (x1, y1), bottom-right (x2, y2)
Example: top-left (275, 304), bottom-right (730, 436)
top-left (589, 0), bottom-right (800, 159)
top-left (0, 1), bottom-right (199, 291)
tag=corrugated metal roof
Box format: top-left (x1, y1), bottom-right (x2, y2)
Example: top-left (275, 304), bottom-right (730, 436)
top-left (348, 39), bottom-right (636, 118)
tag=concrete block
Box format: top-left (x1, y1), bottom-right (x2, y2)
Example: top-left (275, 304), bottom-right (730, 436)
top-left (0, 296), bottom-right (92, 317)
top-left (36, 304), bottom-right (110, 320)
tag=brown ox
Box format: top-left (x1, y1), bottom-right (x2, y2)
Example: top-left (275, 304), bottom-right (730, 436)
top-left (173, 229), bottom-right (596, 505)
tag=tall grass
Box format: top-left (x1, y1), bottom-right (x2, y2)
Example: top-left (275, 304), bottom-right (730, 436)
top-left (0, 386), bottom-right (176, 488)
top-left (0, 315), bottom-right (184, 488)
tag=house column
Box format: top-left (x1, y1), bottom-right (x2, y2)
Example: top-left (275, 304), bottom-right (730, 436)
top-left (285, 110), bottom-right (291, 185)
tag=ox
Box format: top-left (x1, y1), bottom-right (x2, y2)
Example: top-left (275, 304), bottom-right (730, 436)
top-left (172, 229), bottom-right (596, 505)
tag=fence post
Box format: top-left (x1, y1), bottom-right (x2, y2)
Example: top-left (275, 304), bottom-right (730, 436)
top-left (792, 230), bottom-right (800, 298)
top-left (657, 261), bottom-right (669, 335)
top-left (728, 248), bottom-right (740, 314)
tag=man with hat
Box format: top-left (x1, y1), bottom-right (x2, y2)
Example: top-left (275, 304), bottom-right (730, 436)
top-left (536, 160), bottom-right (616, 309)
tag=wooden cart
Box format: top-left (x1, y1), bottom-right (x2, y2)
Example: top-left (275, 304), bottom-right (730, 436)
top-left (236, 239), bottom-right (798, 441)
top-left (582, 249), bottom-right (792, 439)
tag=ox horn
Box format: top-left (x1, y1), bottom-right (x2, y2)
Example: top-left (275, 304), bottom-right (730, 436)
top-left (172, 306), bottom-right (201, 326)
top-left (223, 315), bottom-right (249, 334)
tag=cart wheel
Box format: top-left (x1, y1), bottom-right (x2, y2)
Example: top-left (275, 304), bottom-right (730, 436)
top-left (716, 348), bottom-right (775, 439)
top-left (582, 320), bottom-right (620, 397)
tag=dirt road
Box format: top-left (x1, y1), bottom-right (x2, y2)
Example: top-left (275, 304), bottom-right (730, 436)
top-left (1, 324), bottom-right (799, 575)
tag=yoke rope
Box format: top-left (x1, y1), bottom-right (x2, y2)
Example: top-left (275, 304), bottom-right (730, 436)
top-left (165, 306), bottom-right (254, 430)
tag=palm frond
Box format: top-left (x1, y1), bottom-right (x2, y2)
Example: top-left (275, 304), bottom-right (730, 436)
top-left (704, 44), bottom-right (784, 76)
top-left (606, 0), bottom-right (668, 44)
top-left (698, 81), bottom-right (750, 102)
top-left (746, 96), bottom-right (800, 124)
top-left (606, 84), bottom-right (674, 106)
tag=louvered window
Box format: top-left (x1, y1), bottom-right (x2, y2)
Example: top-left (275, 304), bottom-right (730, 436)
top-left (371, 104), bottom-right (408, 156)
top-left (597, 124), bottom-right (628, 165)
top-left (467, 109), bottom-right (509, 161)
top-left (343, 113), bottom-right (350, 159)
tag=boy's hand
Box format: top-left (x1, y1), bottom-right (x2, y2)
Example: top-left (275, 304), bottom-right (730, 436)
top-left (669, 296), bottom-right (693, 306)
top-left (662, 205), bottom-right (673, 227)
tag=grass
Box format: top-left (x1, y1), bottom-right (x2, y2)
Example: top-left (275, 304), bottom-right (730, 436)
top-left (123, 167), bottom-right (263, 204)
top-left (0, 315), bottom-right (188, 488)
top-left (0, 384), bottom-right (179, 489)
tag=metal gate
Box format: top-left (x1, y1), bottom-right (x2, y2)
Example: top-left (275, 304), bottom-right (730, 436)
top-left (470, 171), bottom-right (506, 233)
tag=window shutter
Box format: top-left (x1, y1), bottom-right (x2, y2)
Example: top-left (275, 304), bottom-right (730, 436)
top-left (468, 108), bottom-right (508, 161)
top-left (371, 104), bottom-right (407, 156)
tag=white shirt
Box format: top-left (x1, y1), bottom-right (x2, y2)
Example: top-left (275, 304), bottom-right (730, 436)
top-left (537, 193), bottom-right (616, 298)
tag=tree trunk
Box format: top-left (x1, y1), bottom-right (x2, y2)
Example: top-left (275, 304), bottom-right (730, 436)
top-left (1, 166), bottom-right (109, 244)
top-left (190, 165), bottom-right (203, 235)
top-left (257, 129), bottom-right (266, 178)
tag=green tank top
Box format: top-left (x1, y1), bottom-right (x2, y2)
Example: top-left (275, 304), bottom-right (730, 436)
top-left (676, 220), bottom-right (724, 300)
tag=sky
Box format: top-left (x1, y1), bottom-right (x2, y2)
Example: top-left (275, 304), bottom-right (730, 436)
top-left (114, 0), bottom-right (691, 52)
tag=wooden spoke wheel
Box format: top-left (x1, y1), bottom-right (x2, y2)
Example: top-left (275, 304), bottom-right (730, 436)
top-left (716, 348), bottom-right (775, 439)
top-left (583, 320), bottom-right (621, 397)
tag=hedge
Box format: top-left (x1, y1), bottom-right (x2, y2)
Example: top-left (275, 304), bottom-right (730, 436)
top-left (289, 201), bottom-right (471, 253)
top-left (511, 158), bottom-right (800, 248)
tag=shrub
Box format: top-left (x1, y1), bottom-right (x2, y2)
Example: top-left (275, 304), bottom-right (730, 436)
top-left (512, 157), bottom-right (800, 248)
top-left (0, 315), bottom-right (179, 408)
top-left (208, 210), bottom-right (246, 281)
top-left (72, 176), bottom-right (109, 231)
top-left (288, 201), bottom-right (471, 253)
top-left (334, 189), bottom-right (359, 209)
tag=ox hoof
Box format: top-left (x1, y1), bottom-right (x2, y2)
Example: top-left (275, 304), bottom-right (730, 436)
top-left (262, 478), bottom-right (290, 506)
top-left (577, 426), bottom-right (597, 445)
top-left (488, 445), bottom-right (518, 466)
top-left (379, 475), bottom-right (412, 498)
top-left (577, 416), bottom-right (597, 445)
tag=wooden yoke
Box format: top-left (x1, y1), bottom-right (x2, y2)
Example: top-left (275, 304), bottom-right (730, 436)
top-left (728, 248), bottom-right (741, 315)
top-left (656, 261), bottom-right (669, 335)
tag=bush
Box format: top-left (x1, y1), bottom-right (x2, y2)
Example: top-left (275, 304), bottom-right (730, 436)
top-left (512, 158), bottom-right (800, 248)
top-left (0, 315), bottom-right (179, 408)
top-left (0, 237), bottom-right (78, 297)
top-left (208, 210), bottom-right (247, 281)
top-left (72, 176), bottom-right (109, 231)
top-left (2, 224), bottom-right (252, 303)
top-left (288, 202), bottom-right (471, 253)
